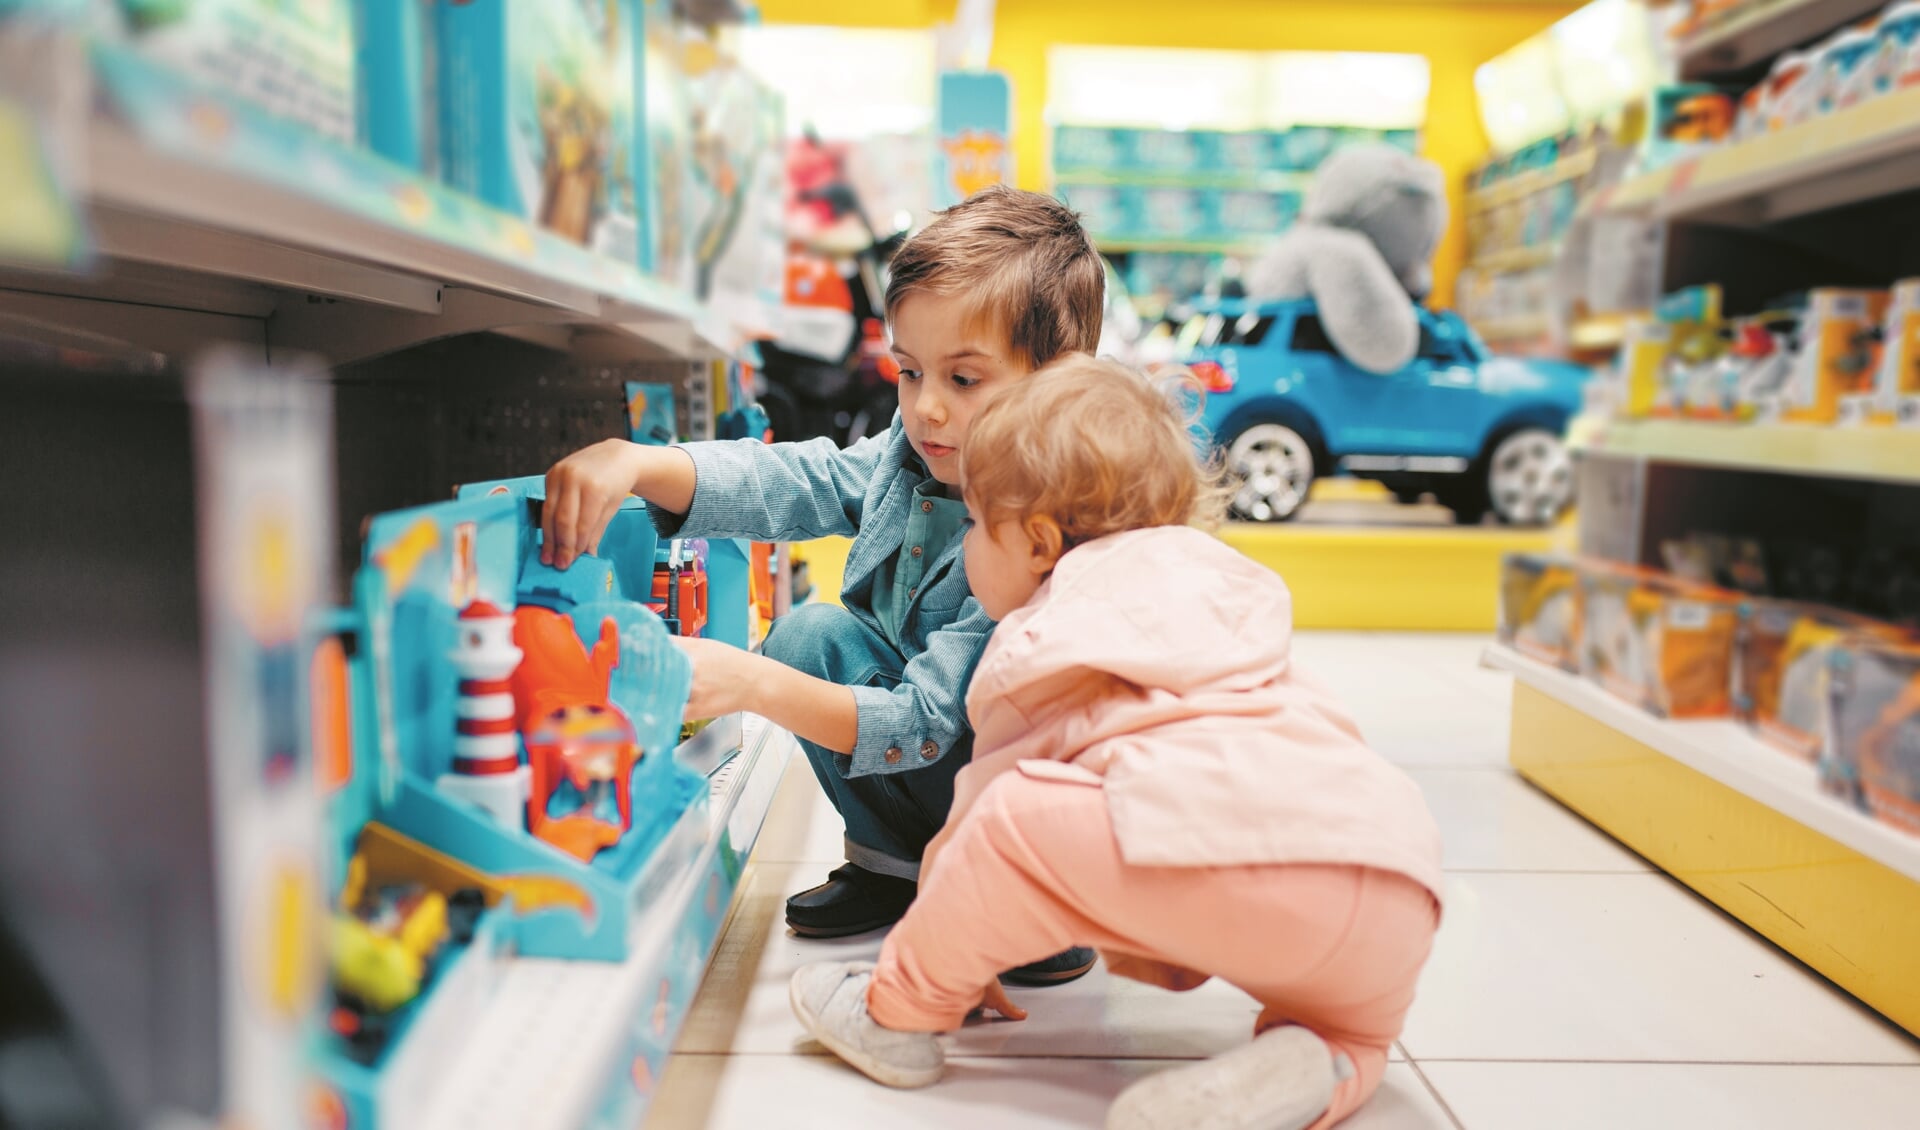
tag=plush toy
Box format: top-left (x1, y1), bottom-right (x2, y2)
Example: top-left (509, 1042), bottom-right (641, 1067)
top-left (1246, 143), bottom-right (1448, 375)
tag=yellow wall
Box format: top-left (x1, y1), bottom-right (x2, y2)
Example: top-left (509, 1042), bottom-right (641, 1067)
top-left (755, 0), bottom-right (1579, 308)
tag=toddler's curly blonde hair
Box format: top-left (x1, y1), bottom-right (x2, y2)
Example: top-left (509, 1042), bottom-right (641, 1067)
top-left (960, 354), bottom-right (1228, 550)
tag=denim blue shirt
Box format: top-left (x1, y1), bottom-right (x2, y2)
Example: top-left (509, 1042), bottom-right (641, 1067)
top-left (649, 420), bottom-right (990, 777)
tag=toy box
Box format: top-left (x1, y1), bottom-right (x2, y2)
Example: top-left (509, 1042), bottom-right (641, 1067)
top-left (313, 822), bottom-right (514, 1129)
top-left (354, 0), bottom-right (436, 173)
top-left (1734, 601), bottom-right (1898, 762)
top-left (438, 0), bottom-right (636, 253)
top-left (1499, 554), bottom-right (1582, 670)
top-left (1863, 278), bottom-right (1920, 426)
top-left (1824, 642), bottom-right (1920, 833)
top-left (336, 478), bottom-right (728, 962)
top-left (632, 2), bottom-right (696, 287)
top-left (101, 0), bottom-right (355, 142)
top-left (1771, 288), bottom-right (1889, 424)
top-left (1052, 124), bottom-right (1127, 176)
top-left (1580, 565), bottom-right (1742, 719)
top-left (1878, 2), bottom-right (1920, 96)
top-left (626, 380), bottom-right (678, 445)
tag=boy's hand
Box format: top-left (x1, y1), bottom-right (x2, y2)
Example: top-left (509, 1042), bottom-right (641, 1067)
top-left (972, 981), bottom-right (1028, 1022)
top-left (543, 439), bottom-right (650, 569)
top-left (675, 637), bottom-right (766, 720)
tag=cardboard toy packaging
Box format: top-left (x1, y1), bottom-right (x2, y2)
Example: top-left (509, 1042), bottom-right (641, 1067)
top-left (1824, 642), bottom-right (1920, 834)
top-left (438, 0), bottom-right (637, 253)
top-left (631, 0), bottom-right (697, 288)
top-left (102, 0), bottom-right (356, 142)
top-left (1499, 554), bottom-right (1582, 671)
top-left (1735, 600), bottom-right (1901, 762)
top-left (1771, 288), bottom-right (1890, 424)
top-left (1580, 564), bottom-right (1742, 719)
top-left (355, 0), bottom-right (437, 174)
top-left (1866, 278), bottom-right (1920, 427)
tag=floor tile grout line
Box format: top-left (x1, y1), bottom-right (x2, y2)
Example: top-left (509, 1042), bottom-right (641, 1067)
top-left (1405, 1058), bottom-right (1470, 1130)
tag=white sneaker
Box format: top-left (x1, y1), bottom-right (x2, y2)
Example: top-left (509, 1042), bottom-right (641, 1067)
top-left (789, 961), bottom-right (945, 1089)
top-left (1106, 1025), bottom-right (1339, 1130)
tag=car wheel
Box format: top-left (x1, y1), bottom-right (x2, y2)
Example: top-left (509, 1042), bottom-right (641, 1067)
top-left (1224, 422), bottom-right (1316, 522)
top-left (1487, 428), bottom-right (1574, 526)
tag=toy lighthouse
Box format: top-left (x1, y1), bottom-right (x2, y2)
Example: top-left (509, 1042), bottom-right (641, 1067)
top-left (437, 599), bottom-right (530, 827)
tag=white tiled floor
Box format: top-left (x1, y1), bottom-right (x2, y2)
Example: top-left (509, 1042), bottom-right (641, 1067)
top-left (649, 632), bottom-right (1920, 1129)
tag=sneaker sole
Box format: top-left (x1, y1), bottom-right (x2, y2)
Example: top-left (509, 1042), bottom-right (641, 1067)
top-left (788, 975), bottom-right (944, 1090)
top-left (998, 958), bottom-right (1097, 987)
top-left (786, 915), bottom-right (901, 939)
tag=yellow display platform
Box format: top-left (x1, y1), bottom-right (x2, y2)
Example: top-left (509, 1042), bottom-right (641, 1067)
top-left (1492, 646), bottom-right (1920, 1038)
top-left (798, 484), bottom-right (1569, 631)
top-left (1222, 517), bottom-right (1569, 631)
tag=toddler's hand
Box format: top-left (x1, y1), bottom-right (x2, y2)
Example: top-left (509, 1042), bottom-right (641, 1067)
top-left (972, 980), bottom-right (1028, 1022)
top-left (543, 439), bottom-right (649, 569)
top-left (675, 637), bottom-right (764, 720)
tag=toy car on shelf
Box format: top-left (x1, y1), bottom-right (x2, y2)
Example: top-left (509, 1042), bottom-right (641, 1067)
top-left (1179, 298), bottom-right (1591, 524)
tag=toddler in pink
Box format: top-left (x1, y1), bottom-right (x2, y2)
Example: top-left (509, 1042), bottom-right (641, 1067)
top-left (790, 356), bottom-right (1445, 1130)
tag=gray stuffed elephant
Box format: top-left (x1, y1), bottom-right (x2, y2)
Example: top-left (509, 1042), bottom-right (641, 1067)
top-left (1246, 143), bottom-right (1447, 375)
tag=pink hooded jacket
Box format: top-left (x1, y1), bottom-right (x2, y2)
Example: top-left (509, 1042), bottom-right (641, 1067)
top-left (953, 525), bottom-right (1445, 903)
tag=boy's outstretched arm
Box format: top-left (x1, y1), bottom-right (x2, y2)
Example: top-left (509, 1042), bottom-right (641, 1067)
top-left (543, 430), bottom-right (891, 570)
top-left (676, 599), bottom-right (991, 762)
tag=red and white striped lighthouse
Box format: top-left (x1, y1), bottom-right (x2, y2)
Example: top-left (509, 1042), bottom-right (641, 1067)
top-left (437, 599), bottom-right (530, 827)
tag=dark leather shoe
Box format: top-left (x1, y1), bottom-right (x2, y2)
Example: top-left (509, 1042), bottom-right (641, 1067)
top-left (785, 863), bottom-right (917, 938)
top-left (1000, 946), bottom-right (1098, 986)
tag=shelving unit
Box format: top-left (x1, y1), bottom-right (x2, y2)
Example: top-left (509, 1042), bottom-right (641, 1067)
top-left (0, 45), bottom-right (761, 367)
top-left (1486, 646), bottom-right (1920, 1036)
top-left (421, 717), bottom-right (797, 1130)
top-left (1593, 85), bottom-right (1920, 227)
top-left (1575, 418), bottom-right (1920, 485)
top-left (1676, 0), bottom-right (1889, 82)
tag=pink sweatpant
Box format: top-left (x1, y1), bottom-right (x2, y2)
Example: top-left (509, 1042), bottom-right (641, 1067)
top-left (868, 772), bottom-right (1441, 1129)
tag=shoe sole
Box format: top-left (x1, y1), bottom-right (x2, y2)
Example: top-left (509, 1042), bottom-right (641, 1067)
top-left (788, 974), bottom-right (944, 1089)
top-left (786, 915), bottom-right (901, 939)
top-left (998, 958), bottom-right (1097, 987)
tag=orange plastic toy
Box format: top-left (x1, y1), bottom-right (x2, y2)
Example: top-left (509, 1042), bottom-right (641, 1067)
top-left (524, 702), bottom-right (639, 862)
top-left (511, 606), bottom-right (621, 732)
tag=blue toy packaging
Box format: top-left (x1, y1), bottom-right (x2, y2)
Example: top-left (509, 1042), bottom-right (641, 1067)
top-left (354, 0), bottom-right (436, 174)
top-left (437, 0), bottom-right (637, 254)
top-left (631, 0), bottom-right (696, 287)
top-left (98, 0), bottom-right (356, 142)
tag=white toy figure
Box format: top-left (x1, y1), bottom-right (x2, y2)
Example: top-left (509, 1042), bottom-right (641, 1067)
top-left (439, 598), bottom-right (531, 828)
top-left (1246, 143), bottom-right (1448, 375)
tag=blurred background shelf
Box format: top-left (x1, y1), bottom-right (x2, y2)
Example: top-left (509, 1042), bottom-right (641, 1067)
top-left (1595, 85), bottom-right (1920, 227)
top-left (1574, 418), bottom-right (1920, 485)
top-left (1677, 0), bottom-right (1890, 83)
top-left (1488, 643), bottom-right (1920, 1037)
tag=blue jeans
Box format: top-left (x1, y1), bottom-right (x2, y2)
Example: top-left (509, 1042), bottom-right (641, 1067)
top-left (761, 602), bottom-right (970, 881)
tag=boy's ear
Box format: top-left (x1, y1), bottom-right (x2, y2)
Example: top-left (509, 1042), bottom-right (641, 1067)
top-left (1021, 515), bottom-right (1065, 574)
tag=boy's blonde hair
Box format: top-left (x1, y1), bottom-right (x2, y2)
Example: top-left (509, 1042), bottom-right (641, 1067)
top-left (961, 355), bottom-right (1227, 550)
top-left (886, 186), bottom-right (1103, 369)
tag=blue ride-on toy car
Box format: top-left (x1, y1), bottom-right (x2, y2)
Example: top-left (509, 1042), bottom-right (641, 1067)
top-left (1180, 298), bottom-right (1591, 525)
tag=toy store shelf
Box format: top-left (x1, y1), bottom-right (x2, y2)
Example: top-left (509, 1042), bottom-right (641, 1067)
top-left (1056, 169), bottom-right (1312, 192)
top-left (1473, 314), bottom-right (1552, 344)
top-left (1569, 311), bottom-right (1637, 353)
top-left (1677, 0), bottom-right (1888, 82)
top-left (419, 717), bottom-right (798, 1130)
top-left (1467, 245), bottom-right (1559, 275)
top-left (1222, 518), bottom-right (1569, 632)
top-left (1465, 149), bottom-right (1595, 215)
top-left (1, 46), bottom-right (737, 366)
top-left (1594, 85), bottom-right (1920, 227)
top-left (1574, 418), bottom-right (1920, 485)
top-left (1488, 645), bottom-right (1920, 1036)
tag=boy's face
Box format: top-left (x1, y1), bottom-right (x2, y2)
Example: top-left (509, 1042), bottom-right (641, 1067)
top-left (962, 505), bottom-right (1050, 621)
top-left (889, 292), bottom-right (1030, 486)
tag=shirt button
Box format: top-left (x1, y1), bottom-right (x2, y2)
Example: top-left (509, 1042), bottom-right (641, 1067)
top-left (884, 747), bottom-right (902, 764)
top-left (920, 740), bottom-right (940, 761)
top-left (911, 545), bottom-right (923, 558)
top-left (909, 587), bottom-right (917, 598)
top-left (921, 500), bottom-right (934, 513)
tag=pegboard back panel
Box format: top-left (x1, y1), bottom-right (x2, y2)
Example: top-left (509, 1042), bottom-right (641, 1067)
top-left (331, 333), bottom-right (698, 576)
